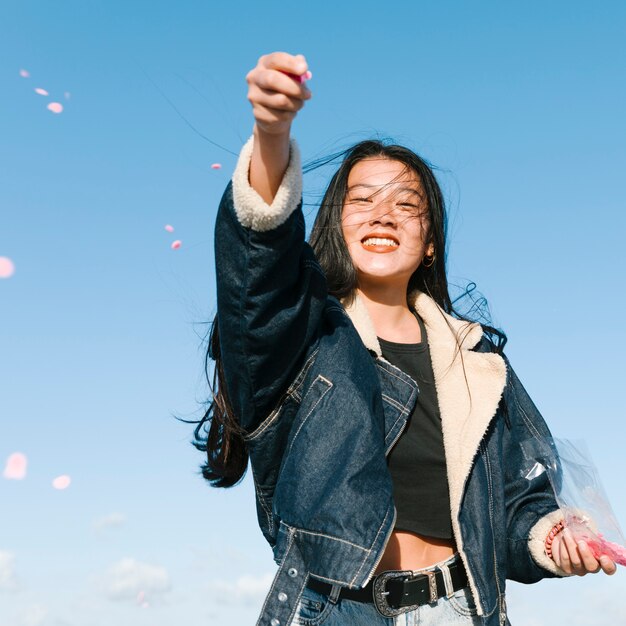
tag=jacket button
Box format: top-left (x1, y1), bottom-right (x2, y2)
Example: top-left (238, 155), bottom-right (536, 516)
top-left (270, 619), bottom-right (280, 626)
top-left (288, 568), bottom-right (298, 578)
top-left (277, 592), bottom-right (288, 602)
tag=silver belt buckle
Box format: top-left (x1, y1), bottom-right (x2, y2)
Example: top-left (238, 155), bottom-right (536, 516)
top-left (372, 569), bottom-right (413, 618)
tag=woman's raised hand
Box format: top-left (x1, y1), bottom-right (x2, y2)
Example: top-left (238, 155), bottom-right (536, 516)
top-left (246, 52), bottom-right (312, 204)
top-left (246, 52), bottom-right (312, 137)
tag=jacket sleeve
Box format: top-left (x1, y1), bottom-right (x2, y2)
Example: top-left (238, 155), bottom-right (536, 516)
top-left (500, 357), bottom-right (570, 581)
top-left (214, 136), bottom-right (328, 433)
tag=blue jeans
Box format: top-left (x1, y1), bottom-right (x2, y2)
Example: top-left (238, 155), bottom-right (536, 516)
top-left (293, 555), bottom-right (482, 625)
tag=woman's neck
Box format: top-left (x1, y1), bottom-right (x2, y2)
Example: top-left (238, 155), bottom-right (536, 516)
top-left (357, 287), bottom-right (421, 343)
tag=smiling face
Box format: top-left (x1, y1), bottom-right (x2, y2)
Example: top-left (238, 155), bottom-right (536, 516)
top-left (341, 157), bottom-right (434, 294)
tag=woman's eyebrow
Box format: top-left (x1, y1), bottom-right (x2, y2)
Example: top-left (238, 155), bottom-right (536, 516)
top-left (347, 184), bottom-right (422, 196)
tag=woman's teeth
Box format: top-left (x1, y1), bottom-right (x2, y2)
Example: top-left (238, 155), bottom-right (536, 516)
top-left (362, 237), bottom-right (398, 247)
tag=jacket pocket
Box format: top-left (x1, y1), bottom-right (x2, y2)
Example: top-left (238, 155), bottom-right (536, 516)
top-left (287, 375), bottom-right (333, 456)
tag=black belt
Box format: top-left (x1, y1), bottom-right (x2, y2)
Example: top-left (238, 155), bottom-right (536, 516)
top-left (306, 558), bottom-right (468, 618)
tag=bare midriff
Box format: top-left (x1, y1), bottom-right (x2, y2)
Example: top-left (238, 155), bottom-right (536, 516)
top-left (374, 530), bottom-right (456, 574)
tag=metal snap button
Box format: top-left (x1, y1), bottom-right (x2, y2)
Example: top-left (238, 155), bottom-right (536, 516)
top-left (277, 592), bottom-right (288, 602)
top-left (270, 619), bottom-right (280, 626)
top-left (288, 568), bottom-right (298, 578)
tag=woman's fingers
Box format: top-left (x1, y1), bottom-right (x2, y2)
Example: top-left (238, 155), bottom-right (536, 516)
top-left (261, 51), bottom-right (308, 76)
top-left (249, 86), bottom-right (307, 113)
top-left (576, 540), bottom-right (602, 573)
top-left (246, 52), bottom-right (312, 135)
top-left (561, 529), bottom-right (583, 573)
top-left (552, 530), bottom-right (617, 576)
top-left (597, 553), bottom-right (617, 575)
top-left (247, 53), bottom-right (311, 100)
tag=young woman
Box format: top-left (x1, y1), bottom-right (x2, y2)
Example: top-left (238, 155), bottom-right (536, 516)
top-left (197, 52), bottom-right (616, 626)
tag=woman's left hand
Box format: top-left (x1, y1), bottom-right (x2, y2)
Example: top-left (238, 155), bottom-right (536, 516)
top-left (551, 528), bottom-right (617, 575)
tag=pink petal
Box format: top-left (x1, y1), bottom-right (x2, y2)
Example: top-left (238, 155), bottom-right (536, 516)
top-left (0, 257), bottom-right (15, 279)
top-left (52, 475), bottom-right (71, 490)
top-left (210, 163), bottom-right (222, 170)
top-left (137, 591), bottom-right (145, 604)
top-left (141, 602), bottom-right (150, 609)
top-left (19, 69), bottom-right (30, 78)
top-left (279, 70), bottom-right (312, 84)
top-left (3, 452), bottom-right (28, 480)
top-left (164, 224), bottom-right (174, 233)
top-left (47, 102), bottom-right (63, 114)
top-left (171, 240), bottom-right (182, 250)
top-left (34, 87), bottom-right (49, 96)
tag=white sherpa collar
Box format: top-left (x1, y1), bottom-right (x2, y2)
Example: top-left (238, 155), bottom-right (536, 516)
top-left (342, 291), bottom-right (508, 576)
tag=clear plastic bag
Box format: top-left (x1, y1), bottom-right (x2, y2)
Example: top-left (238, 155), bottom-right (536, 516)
top-left (521, 437), bottom-right (626, 566)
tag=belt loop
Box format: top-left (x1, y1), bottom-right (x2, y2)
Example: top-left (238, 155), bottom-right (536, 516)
top-left (439, 561), bottom-right (454, 597)
top-left (328, 584), bottom-right (341, 605)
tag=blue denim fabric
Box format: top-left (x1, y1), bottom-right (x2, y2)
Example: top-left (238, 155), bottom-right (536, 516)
top-left (214, 183), bottom-right (560, 626)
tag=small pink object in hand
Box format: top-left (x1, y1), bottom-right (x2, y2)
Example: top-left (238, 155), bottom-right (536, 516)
top-left (280, 70), bottom-right (312, 84)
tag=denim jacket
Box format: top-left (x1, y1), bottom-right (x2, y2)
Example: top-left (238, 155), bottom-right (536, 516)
top-left (215, 137), bottom-right (566, 626)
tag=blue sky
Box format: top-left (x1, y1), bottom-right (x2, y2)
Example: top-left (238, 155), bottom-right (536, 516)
top-left (1, 1), bottom-right (625, 624)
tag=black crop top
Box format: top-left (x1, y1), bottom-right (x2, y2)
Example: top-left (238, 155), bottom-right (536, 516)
top-left (378, 316), bottom-right (453, 539)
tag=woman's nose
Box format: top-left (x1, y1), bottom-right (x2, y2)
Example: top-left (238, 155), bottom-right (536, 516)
top-left (369, 203), bottom-right (397, 227)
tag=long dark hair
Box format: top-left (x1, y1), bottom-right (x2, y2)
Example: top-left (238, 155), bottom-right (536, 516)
top-left (309, 140), bottom-right (506, 342)
top-left (194, 139), bottom-right (506, 488)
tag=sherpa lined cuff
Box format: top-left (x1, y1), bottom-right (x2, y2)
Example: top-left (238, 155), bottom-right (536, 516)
top-left (528, 509), bottom-right (570, 576)
top-left (231, 135), bottom-right (302, 232)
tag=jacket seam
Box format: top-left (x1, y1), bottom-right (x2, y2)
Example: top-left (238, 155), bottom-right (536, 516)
top-left (286, 376), bottom-right (333, 456)
top-left (244, 348), bottom-right (319, 441)
top-left (238, 228), bottom-right (255, 421)
top-left (289, 526), bottom-right (371, 552)
top-left (350, 505), bottom-right (391, 586)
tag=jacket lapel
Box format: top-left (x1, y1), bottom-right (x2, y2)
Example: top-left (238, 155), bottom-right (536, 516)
top-left (342, 291), bottom-right (507, 530)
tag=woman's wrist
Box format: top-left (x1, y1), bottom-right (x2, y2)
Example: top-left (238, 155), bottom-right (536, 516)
top-left (250, 125), bottom-right (292, 204)
top-left (544, 520), bottom-right (565, 560)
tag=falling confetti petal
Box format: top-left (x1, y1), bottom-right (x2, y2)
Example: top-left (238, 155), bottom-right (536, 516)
top-left (34, 87), bottom-right (49, 96)
top-left (64, 91), bottom-right (71, 100)
top-left (47, 102), bottom-right (63, 114)
top-left (137, 591), bottom-right (145, 604)
top-left (19, 69), bottom-right (30, 78)
top-left (3, 452), bottom-right (27, 480)
top-left (52, 475), bottom-right (71, 490)
top-left (211, 163), bottom-right (222, 170)
top-left (164, 224), bottom-right (174, 233)
top-left (142, 602), bottom-right (150, 609)
top-left (0, 257), bottom-right (15, 279)
top-left (171, 240), bottom-right (182, 250)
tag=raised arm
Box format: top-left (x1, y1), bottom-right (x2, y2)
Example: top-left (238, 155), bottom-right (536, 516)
top-left (214, 53), bottom-right (326, 434)
top-left (245, 52), bottom-right (312, 203)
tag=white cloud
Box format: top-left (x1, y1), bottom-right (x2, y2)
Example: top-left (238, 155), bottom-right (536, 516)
top-left (209, 572), bottom-right (274, 607)
top-left (0, 550), bottom-right (18, 591)
top-left (101, 558), bottom-right (171, 604)
top-left (17, 604), bottom-right (48, 626)
top-left (92, 513), bottom-right (126, 534)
